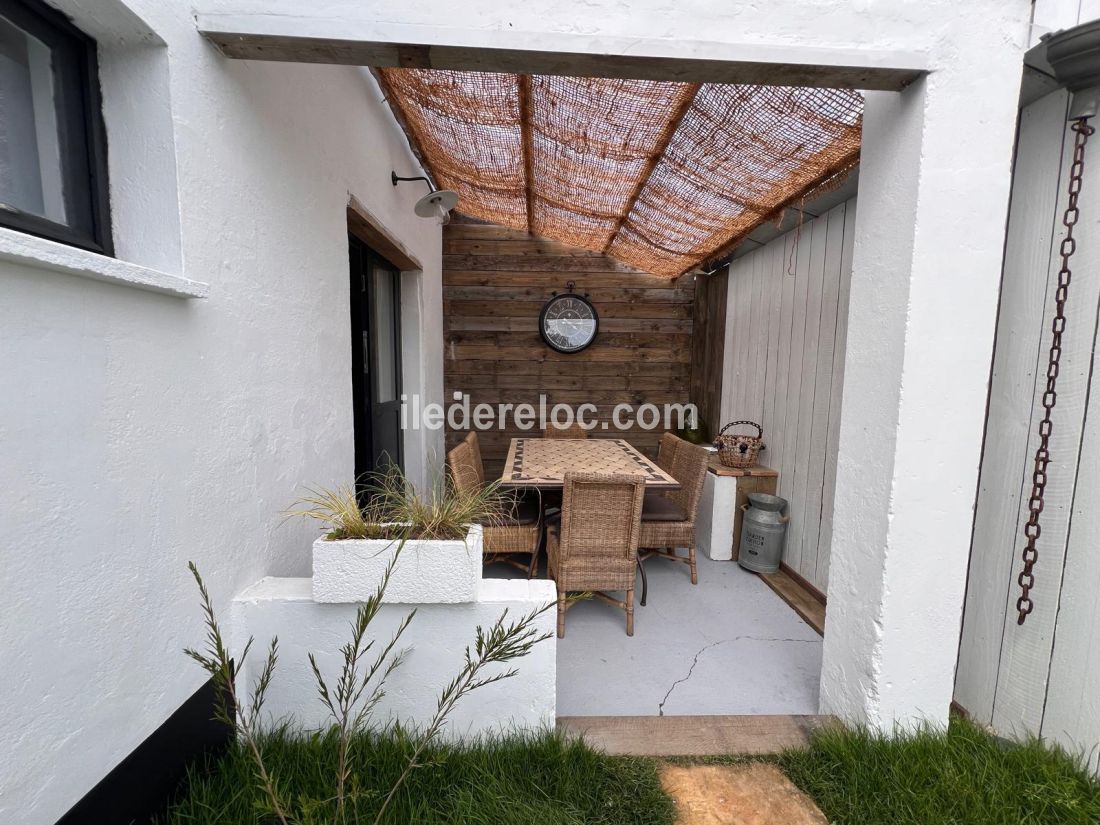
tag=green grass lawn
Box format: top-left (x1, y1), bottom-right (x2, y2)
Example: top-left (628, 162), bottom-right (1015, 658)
top-left (162, 718), bottom-right (1100, 825)
top-left (778, 717), bottom-right (1100, 825)
top-left (160, 728), bottom-right (674, 825)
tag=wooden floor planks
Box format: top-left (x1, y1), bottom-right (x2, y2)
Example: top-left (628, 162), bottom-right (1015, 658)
top-left (759, 567), bottom-right (826, 636)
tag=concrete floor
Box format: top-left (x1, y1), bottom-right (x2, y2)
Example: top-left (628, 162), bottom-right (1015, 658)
top-left (486, 552), bottom-right (822, 717)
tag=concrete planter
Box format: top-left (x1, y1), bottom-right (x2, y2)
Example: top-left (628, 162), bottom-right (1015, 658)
top-left (311, 524), bottom-right (483, 604)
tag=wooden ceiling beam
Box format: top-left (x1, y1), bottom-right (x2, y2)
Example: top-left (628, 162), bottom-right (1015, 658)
top-left (200, 29), bottom-right (926, 91)
top-left (518, 75), bottom-right (536, 235)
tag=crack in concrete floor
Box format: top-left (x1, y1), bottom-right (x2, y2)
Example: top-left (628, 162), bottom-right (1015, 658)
top-left (657, 635), bottom-right (820, 716)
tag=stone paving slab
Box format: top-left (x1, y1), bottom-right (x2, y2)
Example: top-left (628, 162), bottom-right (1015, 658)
top-left (556, 714), bottom-right (829, 756)
top-left (661, 764), bottom-right (827, 825)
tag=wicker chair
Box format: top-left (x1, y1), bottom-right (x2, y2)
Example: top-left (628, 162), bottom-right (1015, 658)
top-left (638, 438), bottom-right (709, 600)
top-left (544, 421), bottom-right (589, 438)
top-left (448, 438), bottom-right (541, 577)
top-left (463, 431), bottom-right (485, 484)
top-left (656, 431), bottom-right (682, 471)
top-left (547, 472), bottom-right (645, 637)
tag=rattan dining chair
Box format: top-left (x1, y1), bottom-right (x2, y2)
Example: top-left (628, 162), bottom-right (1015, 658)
top-left (547, 471), bottom-right (646, 637)
top-left (656, 430), bottom-right (682, 471)
top-left (448, 437), bottom-right (541, 577)
top-left (544, 421), bottom-right (589, 438)
top-left (464, 430), bottom-right (485, 485)
top-left (638, 437), bottom-right (709, 601)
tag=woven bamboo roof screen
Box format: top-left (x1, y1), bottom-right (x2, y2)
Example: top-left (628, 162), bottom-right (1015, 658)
top-left (376, 70), bottom-right (862, 277)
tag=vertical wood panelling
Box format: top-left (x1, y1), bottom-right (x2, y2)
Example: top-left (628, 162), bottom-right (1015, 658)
top-left (721, 201), bottom-right (856, 592)
top-left (956, 91), bottom-right (1070, 723)
top-left (442, 223), bottom-right (695, 477)
top-left (789, 216), bottom-right (828, 576)
top-left (689, 267), bottom-right (728, 437)
top-left (990, 95), bottom-right (1100, 738)
top-left (1042, 369), bottom-right (1100, 773)
top-left (956, 85), bottom-right (1100, 769)
top-left (804, 208), bottom-right (846, 582)
top-left (780, 222), bottom-right (812, 574)
top-left (816, 205), bottom-right (856, 588)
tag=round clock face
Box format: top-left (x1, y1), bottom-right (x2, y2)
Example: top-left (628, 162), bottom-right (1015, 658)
top-left (539, 293), bottom-right (599, 353)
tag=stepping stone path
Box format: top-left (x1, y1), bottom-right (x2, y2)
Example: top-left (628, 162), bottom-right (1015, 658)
top-left (661, 763), bottom-right (827, 825)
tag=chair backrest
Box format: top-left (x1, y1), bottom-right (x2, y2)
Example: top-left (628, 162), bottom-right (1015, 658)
top-left (544, 421), bottom-right (589, 439)
top-left (657, 431), bottom-right (682, 471)
top-left (463, 431), bottom-right (485, 485)
top-left (447, 438), bottom-right (481, 497)
top-left (557, 472), bottom-right (645, 571)
top-left (668, 440), bottom-right (709, 522)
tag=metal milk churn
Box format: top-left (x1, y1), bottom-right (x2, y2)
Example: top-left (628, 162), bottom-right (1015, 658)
top-left (737, 493), bottom-right (789, 574)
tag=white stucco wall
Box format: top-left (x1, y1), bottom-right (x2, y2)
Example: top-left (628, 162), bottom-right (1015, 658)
top-left (232, 577), bottom-right (557, 736)
top-left (0, 2), bottom-right (444, 822)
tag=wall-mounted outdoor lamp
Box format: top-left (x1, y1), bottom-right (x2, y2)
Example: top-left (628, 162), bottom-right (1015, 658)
top-left (391, 171), bottom-right (459, 225)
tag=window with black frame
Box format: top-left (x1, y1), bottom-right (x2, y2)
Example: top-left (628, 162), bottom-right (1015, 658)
top-left (0, 0), bottom-right (111, 254)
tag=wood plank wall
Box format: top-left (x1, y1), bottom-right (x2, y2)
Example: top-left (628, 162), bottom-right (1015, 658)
top-left (443, 223), bottom-right (695, 478)
top-left (720, 200), bottom-right (856, 594)
top-left (956, 88), bottom-right (1100, 772)
top-left (689, 268), bottom-right (728, 438)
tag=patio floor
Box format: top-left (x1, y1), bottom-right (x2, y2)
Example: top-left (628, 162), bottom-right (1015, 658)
top-left (488, 552), bottom-right (822, 717)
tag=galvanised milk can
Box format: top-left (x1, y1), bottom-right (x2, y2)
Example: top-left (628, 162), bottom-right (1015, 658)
top-left (737, 493), bottom-right (789, 574)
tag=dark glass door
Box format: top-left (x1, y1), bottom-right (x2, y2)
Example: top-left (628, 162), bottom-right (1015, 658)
top-left (349, 234), bottom-right (403, 482)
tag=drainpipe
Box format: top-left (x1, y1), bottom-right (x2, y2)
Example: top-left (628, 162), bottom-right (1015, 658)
top-left (1045, 21), bottom-right (1100, 117)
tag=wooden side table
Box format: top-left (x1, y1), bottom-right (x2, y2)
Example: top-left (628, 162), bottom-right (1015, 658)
top-left (695, 456), bottom-right (779, 561)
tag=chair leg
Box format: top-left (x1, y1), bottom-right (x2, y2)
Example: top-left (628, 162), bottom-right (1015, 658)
top-left (688, 545), bottom-right (698, 585)
top-left (637, 558), bottom-right (648, 607)
top-left (556, 590), bottom-right (566, 638)
top-left (625, 588), bottom-right (634, 636)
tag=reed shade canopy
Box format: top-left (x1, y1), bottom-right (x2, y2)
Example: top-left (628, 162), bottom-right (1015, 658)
top-left (376, 69), bottom-right (863, 277)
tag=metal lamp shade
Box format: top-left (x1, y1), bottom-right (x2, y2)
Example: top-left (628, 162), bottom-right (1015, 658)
top-left (414, 189), bottom-right (459, 220)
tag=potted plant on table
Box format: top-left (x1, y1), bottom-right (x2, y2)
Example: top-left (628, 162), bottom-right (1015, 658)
top-left (286, 464), bottom-right (512, 604)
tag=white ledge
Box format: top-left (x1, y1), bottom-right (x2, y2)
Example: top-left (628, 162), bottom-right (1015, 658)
top-left (0, 228), bottom-right (208, 298)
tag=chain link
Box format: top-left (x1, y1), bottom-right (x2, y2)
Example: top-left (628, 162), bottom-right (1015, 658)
top-left (1017, 117), bottom-right (1094, 625)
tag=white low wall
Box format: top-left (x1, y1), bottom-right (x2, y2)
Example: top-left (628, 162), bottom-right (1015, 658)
top-left (231, 577), bottom-right (557, 736)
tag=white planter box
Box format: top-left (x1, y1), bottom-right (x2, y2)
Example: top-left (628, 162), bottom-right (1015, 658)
top-left (312, 524), bottom-right (483, 604)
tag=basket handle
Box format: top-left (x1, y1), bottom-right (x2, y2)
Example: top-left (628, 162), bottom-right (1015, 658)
top-left (718, 420), bottom-right (763, 439)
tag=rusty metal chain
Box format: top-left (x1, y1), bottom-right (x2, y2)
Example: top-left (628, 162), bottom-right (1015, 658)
top-left (1017, 117), bottom-right (1095, 626)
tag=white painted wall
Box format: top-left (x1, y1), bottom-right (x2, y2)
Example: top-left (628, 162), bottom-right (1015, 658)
top-left (0, 1), bottom-right (444, 822)
top-left (956, 87), bottom-right (1100, 772)
top-left (721, 200), bottom-right (855, 593)
top-left (232, 577), bottom-right (557, 736)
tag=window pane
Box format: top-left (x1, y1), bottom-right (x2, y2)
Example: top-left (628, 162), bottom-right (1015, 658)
top-left (0, 14), bottom-right (67, 225)
top-left (372, 268), bottom-right (398, 403)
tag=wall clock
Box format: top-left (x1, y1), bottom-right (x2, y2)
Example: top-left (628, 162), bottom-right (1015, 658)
top-left (539, 282), bottom-right (599, 353)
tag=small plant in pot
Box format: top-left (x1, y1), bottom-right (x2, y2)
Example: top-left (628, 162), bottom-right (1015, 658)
top-left (286, 464), bottom-right (513, 604)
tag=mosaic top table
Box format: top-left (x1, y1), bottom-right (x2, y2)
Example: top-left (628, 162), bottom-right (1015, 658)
top-left (498, 437), bottom-right (680, 491)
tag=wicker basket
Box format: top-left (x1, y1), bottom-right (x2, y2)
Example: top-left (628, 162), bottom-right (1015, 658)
top-left (714, 421), bottom-right (765, 468)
